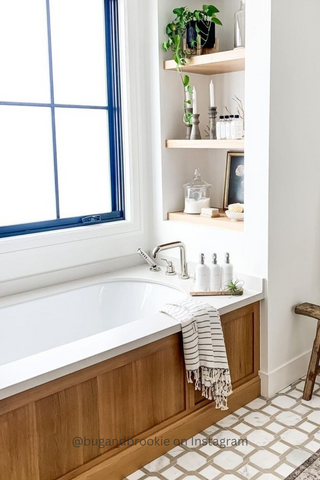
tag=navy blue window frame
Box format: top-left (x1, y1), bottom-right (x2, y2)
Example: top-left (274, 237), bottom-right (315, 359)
top-left (0, 0), bottom-right (125, 238)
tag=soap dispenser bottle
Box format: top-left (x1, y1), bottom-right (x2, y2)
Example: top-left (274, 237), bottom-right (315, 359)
top-left (221, 253), bottom-right (233, 289)
top-left (210, 253), bottom-right (221, 291)
top-left (195, 253), bottom-right (209, 291)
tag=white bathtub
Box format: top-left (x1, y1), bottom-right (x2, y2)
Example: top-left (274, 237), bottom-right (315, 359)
top-left (0, 265), bottom-right (264, 400)
top-left (0, 278), bottom-right (186, 399)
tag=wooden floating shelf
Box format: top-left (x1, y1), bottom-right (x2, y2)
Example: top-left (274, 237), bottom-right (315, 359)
top-left (166, 139), bottom-right (244, 150)
top-left (167, 211), bottom-right (244, 232)
top-left (164, 48), bottom-right (245, 76)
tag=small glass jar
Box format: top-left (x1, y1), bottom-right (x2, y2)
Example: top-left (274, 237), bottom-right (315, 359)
top-left (183, 168), bottom-right (211, 215)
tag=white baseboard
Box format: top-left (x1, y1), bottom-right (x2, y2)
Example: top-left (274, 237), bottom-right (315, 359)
top-left (259, 349), bottom-right (311, 398)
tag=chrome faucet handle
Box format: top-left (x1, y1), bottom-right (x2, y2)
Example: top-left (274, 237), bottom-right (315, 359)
top-left (161, 258), bottom-right (176, 276)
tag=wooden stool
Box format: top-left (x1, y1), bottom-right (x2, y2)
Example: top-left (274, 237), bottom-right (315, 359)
top-left (295, 302), bottom-right (320, 400)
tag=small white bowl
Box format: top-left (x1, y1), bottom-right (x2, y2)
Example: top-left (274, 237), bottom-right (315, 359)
top-left (226, 210), bottom-right (244, 221)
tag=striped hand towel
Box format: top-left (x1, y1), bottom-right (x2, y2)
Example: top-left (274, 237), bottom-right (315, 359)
top-left (161, 298), bottom-right (232, 410)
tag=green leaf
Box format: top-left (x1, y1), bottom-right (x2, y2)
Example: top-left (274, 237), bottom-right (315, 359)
top-left (162, 42), bottom-right (168, 51)
top-left (173, 7), bottom-right (184, 16)
top-left (166, 25), bottom-right (172, 35)
top-left (195, 24), bottom-right (200, 33)
top-left (211, 16), bottom-right (222, 26)
top-left (206, 5), bottom-right (219, 15)
top-left (194, 11), bottom-right (200, 21)
top-left (183, 75), bottom-right (190, 87)
top-left (187, 85), bottom-right (192, 93)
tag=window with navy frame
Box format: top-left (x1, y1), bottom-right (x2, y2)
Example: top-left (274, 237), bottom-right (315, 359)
top-left (0, 0), bottom-right (124, 238)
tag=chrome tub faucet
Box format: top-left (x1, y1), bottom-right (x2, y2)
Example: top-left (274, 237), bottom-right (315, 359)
top-left (137, 248), bottom-right (161, 271)
top-left (152, 241), bottom-right (189, 279)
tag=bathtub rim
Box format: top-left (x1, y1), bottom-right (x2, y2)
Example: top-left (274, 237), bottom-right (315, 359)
top-left (0, 276), bottom-right (187, 310)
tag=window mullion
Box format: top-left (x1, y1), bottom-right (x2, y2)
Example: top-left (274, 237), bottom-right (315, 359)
top-left (46, 0), bottom-right (60, 219)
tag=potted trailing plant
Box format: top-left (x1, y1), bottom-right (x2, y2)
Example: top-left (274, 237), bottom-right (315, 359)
top-left (163, 5), bottom-right (222, 126)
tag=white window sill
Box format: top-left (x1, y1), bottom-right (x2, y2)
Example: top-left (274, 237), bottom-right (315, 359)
top-left (0, 217), bottom-right (141, 254)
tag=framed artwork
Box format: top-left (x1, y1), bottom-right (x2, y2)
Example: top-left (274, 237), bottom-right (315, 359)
top-left (223, 152), bottom-right (244, 209)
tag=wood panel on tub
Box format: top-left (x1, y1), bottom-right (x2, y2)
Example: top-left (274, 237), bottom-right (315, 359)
top-left (0, 302), bottom-right (260, 480)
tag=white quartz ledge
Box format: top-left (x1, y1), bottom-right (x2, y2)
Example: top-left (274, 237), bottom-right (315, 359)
top-left (0, 265), bottom-right (264, 400)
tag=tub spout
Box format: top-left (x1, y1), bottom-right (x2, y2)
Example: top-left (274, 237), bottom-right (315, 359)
top-left (152, 241), bottom-right (189, 279)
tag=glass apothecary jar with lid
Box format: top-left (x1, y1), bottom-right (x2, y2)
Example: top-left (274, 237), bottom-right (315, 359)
top-left (183, 168), bottom-right (211, 214)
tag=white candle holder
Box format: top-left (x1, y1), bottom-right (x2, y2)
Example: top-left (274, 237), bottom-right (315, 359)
top-left (208, 107), bottom-right (217, 140)
top-left (184, 107), bottom-right (193, 140)
top-left (190, 114), bottom-right (201, 140)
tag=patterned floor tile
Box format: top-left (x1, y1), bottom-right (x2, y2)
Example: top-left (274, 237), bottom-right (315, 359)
top-left (161, 466), bottom-right (184, 480)
top-left (307, 410), bottom-right (320, 425)
top-left (247, 430), bottom-right (275, 446)
top-left (295, 381), bottom-right (306, 391)
top-left (250, 451), bottom-right (280, 469)
top-left (280, 429), bottom-right (308, 446)
top-left (285, 448), bottom-right (310, 466)
top-left (234, 407), bottom-right (250, 417)
top-left (293, 404), bottom-right (310, 416)
top-left (127, 470), bottom-right (145, 480)
top-left (271, 395), bottom-right (297, 409)
top-left (214, 451), bottom-right (243, 469)
top-left (246, 398), bottom-right (267, 410)
top-left (216, 414), bottom-right (239, 428)
top-left (302, 395), bottom-right (320, 408)
top-left (167, 446), bottom-right (185, 458)
top-left (124, 377), bottom-right (320, 480)
top-left (255, 475), bottom-right (281, 480)
top-left (244, 412), bottom-right (270, 427)
top-left (237, 464), bottom-right (259, 479)
top-left (176, 452), bottom-right (206, 470)
top-left (286, 389), bottom-right (303, 399)
top-left (232, 423), bottom-right (252, 435)
top-left (235, 444), bottom-right (256, 456)
top-left (144, 456), bottom-right (170, 472)
top-left (262, 405), bottom-right (280, 416)
top-left (265, 422), bottom-right (285, 434)
top-left (199, 465), bottom-right (222, 479)
top-left (298, 420), bottom-right (318, 433)
top-left (275, 463), bottom-right (295, 477)
top-left (275, 411), bottom-right (301, 426)
top-left (269, 441), bottom-right (291, 455)
top-left (199, 444), bottom-right (220, 457)
top-left (304, 439), bottom-right (320, 452)
top-left (184, 434), bottom-right (206, 449)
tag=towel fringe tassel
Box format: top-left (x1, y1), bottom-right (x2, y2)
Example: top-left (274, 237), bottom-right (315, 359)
top-left (186, 367), bottom-right (232, 409)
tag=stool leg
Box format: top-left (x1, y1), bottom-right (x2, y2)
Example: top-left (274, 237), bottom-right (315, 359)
top-left (303, 320), bottom-right (320, 401)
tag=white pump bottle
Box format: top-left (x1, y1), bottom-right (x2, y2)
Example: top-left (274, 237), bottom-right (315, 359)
top-left (210, 253), bottom-right (221, 291)
top-left (195, 253), bottom-right (209, 291)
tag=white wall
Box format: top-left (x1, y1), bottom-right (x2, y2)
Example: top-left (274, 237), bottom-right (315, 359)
top-left (264, 0), bottom-right (320, 395)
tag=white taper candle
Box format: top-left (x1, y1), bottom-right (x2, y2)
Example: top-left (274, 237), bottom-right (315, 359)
top-left (185, 87), bottom-right (191, 104)
top-left (210, 80), bottom-right (215, 107)
top-left (192, 86), bottom-right (197, 114)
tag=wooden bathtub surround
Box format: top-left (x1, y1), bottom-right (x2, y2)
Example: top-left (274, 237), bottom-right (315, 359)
top-left (0, 302), bottom-right (260, 480)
